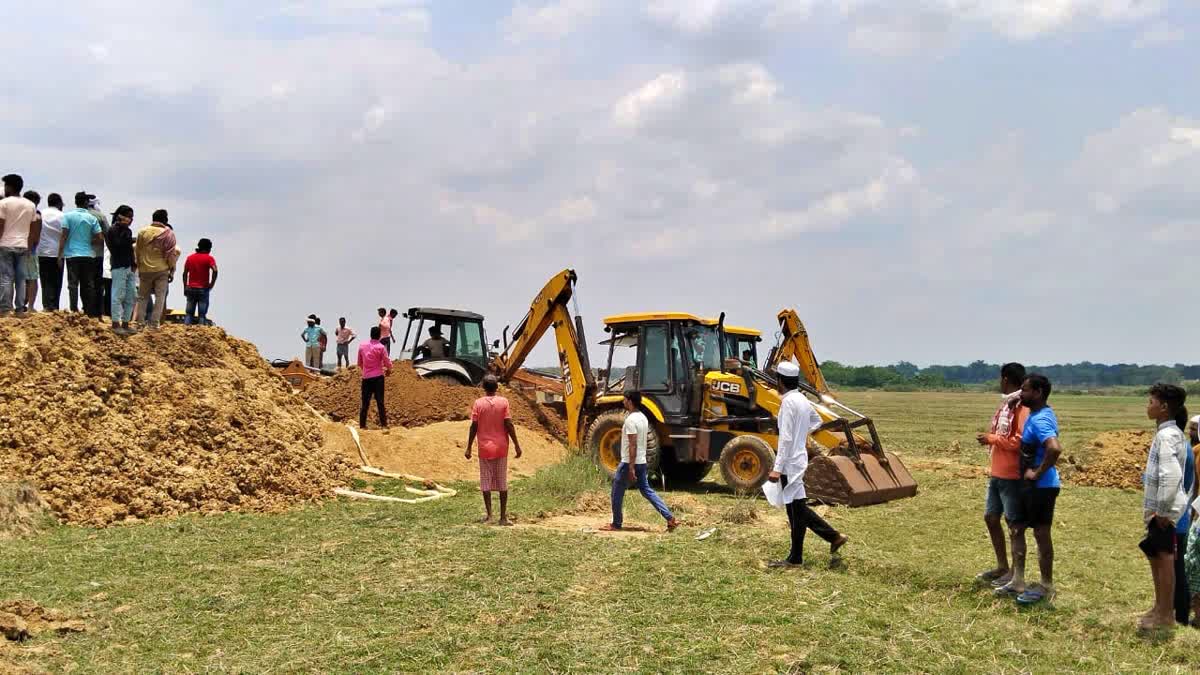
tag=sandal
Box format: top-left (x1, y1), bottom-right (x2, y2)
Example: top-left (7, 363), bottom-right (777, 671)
top-left (993, 583), bottom-right (1023, 599)
top-left (1016, 585), bottom-right (1053, 606)
top-left (975, 568), bottom-right (1008, 584)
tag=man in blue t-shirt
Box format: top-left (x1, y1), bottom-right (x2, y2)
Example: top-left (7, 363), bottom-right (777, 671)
top-left (997, 373), bottom-right (1062, 606)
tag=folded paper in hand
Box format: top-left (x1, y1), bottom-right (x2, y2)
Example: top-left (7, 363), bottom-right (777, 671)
top-left (761, 480), bottom-right (785, 508)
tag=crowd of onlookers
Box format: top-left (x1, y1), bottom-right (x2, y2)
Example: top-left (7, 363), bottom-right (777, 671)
top-left (0, 173), bottom-right (218, 331)
top-left (974, 364), bottom-right (1200, 630)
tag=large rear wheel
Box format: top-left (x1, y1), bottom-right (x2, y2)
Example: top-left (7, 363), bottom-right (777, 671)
top-left (584, 410), bottom-right (660, 479)
top-left (423, 373), bottom-right (467, 386)
top-left (718, 436), bottom-right (774, 493)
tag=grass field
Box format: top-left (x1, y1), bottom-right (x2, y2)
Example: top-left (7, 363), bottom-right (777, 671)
top-left (4, 392), bottom-right (1199, 673)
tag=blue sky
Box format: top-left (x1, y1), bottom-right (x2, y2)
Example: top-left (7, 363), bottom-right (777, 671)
top-left (2, 1), bottom-right (1196, 367)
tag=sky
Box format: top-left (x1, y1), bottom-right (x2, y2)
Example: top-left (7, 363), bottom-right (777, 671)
top-left (4, 0), bottom-right (1198, 368)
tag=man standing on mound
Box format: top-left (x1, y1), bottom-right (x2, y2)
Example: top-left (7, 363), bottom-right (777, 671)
top-left (466, 374), bottom-right (522, 525)
top-left (602, 391), bottom-right (679, 533)
top-left (766, 361), bottom-right (848, 568)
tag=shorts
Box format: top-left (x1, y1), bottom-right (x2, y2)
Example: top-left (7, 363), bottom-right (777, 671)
top-left (1140, 519), bottom-right (1176, 558)
top-left (21, 253), bottom-right (37, 281)
top-left (479, 456), bottom-right (508, 492)
top-left (336, 343), bottom-right (350, 358)
top-left (1018, 484), bottom-right (1059, 527)
top-left (985, 477), bottom-right (1023, 522)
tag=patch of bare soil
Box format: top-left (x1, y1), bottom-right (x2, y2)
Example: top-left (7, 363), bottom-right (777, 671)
top-left (1069, 429), bottom-right (1157, 490)
top-left (303, 362), bottom-right (566, 437)
top-left (0, 601), bottom-right (87, 643)
top-left (0, 483), bottom-right (50, 539)
top-left (0, 313), bottom-right (355, 526)
top-left (324, 421), bottom-right (565, 482)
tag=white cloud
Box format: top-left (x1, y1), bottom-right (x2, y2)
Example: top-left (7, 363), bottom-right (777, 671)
top-left (505, 0), bottom-right (602, 41)
top-left (613, 71), bottom-right (688, 128)
top-left (644, 0), bottom-right (1166, 55)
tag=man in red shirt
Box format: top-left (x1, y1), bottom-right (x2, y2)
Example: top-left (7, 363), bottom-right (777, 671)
top-left (465, 374), bottom-right (523, 525)
top-left (181, 238), bottom-right (218, 326)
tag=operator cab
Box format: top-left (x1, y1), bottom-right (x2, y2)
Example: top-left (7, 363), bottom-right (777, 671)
top-left (400, 307), bottom-right (490, 384)
top-left (706, 320), bottom-right (761, 368)
top-left (601, 312), bottom-right (724, 426)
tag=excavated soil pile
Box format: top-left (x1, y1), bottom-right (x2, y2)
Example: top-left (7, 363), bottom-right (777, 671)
top-left (0, 313), bottom-right (355, 526)
top-left (304, 363), bottom-right (566, 437)
top-left (1071, 429), bottom-right (1155, 490)
top-left (0, 483), bottom-right (50, 539)
top-left (323, 421), bottom-right (565, 482)
top-left (0, 600), bottom-right (87, 642)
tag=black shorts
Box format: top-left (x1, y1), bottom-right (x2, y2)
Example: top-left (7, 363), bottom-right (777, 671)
top-left (1139, 520), bottom-right (1176, 558)
top-left (1017, 484), bottom-right (1059, 527)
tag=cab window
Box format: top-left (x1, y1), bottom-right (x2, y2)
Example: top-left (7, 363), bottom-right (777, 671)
top-left (639, 324), bottom-right (671, 391)
top-left (455, 321), bottom-right (485, 359)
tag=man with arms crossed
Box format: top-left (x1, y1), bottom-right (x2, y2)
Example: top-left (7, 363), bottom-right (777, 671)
top-left (975, 363), bottom-right (1029, 588)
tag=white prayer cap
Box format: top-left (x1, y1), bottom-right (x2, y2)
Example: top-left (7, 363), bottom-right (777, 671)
top-left (777, 361), bottom-right (801, 378)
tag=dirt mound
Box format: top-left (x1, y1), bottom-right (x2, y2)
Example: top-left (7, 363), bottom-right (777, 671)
top-left (324, 421), bottom-right (565, 482)
top-left (1071, 429), bottom-right (1155, 490)
top-left (0, 313), bottom-right (355, 526)
top-left (303, 362), bottom-right (566, 438)
top-left (0, 483), bottom-right (50, 539)
top-left (0, 600), bottom-right (87, 642)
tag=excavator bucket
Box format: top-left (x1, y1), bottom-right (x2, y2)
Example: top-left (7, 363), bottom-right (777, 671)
top-left (804, 420), bottom-right (918, 507)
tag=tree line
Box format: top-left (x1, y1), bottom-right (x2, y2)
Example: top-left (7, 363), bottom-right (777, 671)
top-left (820, 360), bottom-right (1200, 390)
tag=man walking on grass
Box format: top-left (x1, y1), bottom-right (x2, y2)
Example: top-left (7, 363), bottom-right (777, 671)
top-left (766, 361), bottom-right (848, 567)
top-left (995, 374), bottom-right (1062, 605)
top-left (975, 363), bottom-right (1029, 588)
top-left (357, 326), bottom-right (391, 429)
top-left (602, 391), bottom-right (679, 533)
top-left (465, 374), bottom-right (522, 526)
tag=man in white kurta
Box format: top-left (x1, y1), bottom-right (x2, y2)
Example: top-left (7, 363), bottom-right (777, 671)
top-left (767, 361), bottom-right (849, 567)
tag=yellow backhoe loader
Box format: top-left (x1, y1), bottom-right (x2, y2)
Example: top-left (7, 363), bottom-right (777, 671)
top-left (490, 271), bottom-right (916, 507)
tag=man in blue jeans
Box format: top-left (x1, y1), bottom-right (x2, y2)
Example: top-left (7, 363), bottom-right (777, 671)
top-left (182, 238), bottom-right (218, 325)
top-left (602, 391), bottom-right (679, 532)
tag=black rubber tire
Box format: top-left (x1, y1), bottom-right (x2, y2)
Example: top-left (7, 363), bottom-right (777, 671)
top-left (584, 409), bottom-right (660, 479)
top-left (661, 454), bottom-right (714, 484)
top-left (423, 372), bottom-right (468, 386)
top-left (718, 435), bottom-right (775, 493)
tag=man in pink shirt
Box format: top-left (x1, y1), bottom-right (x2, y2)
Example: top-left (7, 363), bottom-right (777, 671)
top-left (466, 374), bottom-right (523, 525)
top-left (357, 326), bottom-right (392, 429)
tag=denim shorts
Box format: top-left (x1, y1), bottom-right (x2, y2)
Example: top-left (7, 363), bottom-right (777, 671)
top-left (985, 477), bottom-right (1023, 522)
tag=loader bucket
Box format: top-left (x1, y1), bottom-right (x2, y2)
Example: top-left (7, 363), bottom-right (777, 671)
top-left (804, 418), bottom-right (918, 507)
top-left (804, 452), bottom-right (918, 507)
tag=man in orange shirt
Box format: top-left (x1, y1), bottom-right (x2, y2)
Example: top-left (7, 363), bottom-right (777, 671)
top-left (465, 375), bottom-right (523, 526)
top-left (975, 362), bottom-right (1029, 590)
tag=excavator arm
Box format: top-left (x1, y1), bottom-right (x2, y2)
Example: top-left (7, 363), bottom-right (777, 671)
top-left (768, 309), bottom-right (830, 394)
top-left (491, 269), bottom-right (596, 448)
